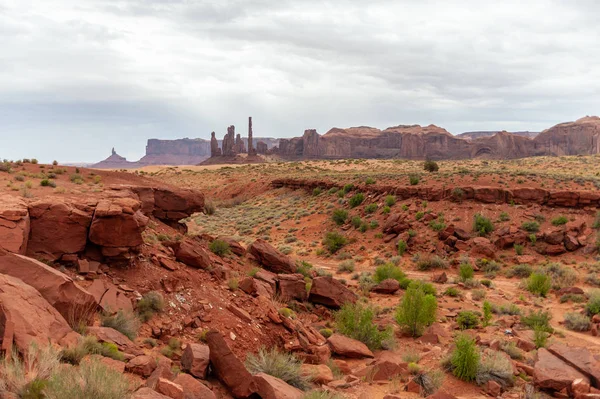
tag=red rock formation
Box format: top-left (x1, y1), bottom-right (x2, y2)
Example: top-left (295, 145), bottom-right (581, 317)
top-left (532, 116), bottom-right (600, 156)
top-left (210, 132), bottom-right (221, 157)
top-left (248, 117), bottom-right (256, 156)
top-left (222, 126), bottom-right (236, 157)
top-left (256, 141), bottom-right (268, 154)
top-left (0, 195), bottom-right (30, 254)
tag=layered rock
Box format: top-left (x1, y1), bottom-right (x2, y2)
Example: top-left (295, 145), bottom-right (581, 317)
top-left (0, 195), bottom-right (30, 254)
top-left (0, 273), bottom-right (77, 351)
top-left (0, 250), bottom-right (97, 322)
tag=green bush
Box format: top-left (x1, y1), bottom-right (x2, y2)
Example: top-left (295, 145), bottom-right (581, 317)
top-left (337, 260), bottom-right (355, 273)
top-left (209, 239), bottom-right (230, 256)
top-left (409, 174), bottom-right (419, 185)
top-left (348, 193), bottom-right (365, 208)
top-left (319, 329), bottom-right (333, 339)
top-left (350, 216), bottom-right (362, 228)
top-left (457, 311), bottom-right (480, 330)
top-left (60, 336), bottom-right (125, 365)
top-left (395, 281), bottom-right (437, 337)
top-left (323, 232), bottom-right (347, 253)
top-left (521, 310), bottom-right (553, 332)
top-left (312, 187), bottom-right (322, 196)
top-left (46, 358), bottom-right (131, 399)
top-left (514, 244), bottom-right (524, 255)
top-left (365, 177), bottom-right (376, 185)
top-left (429, 216), bottom-right (446, 232)
top-left (382, 205), bottom-right (390, 214)
top-left (451, 335), bottom-right (479, 382)
top-left (521, 221), bottom-right (540, 233)
top-left (332, 209), bottom-right (348, 225)
top-left (506, 264), bottom-right (533, 278)
top-left (100, 310), bottom-right (140, 340)
top-left (416, 255), bottom-right (448, 271)
top-left (415, 211), bottom-right (424, 220)
top-left (475, 350), bottom-right (514, 389)
top-left (335, 303), bottom-right (393, 350)
top-left (136, 291), bottom-right (165, 322)
top-left (40, 179), bottom-right (56, 188)
top-left (499, 212), bottom-right (510, 222)
top-left (539, 263), bottom-right (577, 290)
top-left (342, 184), bottom-right (354, 194)
top-left (534, 326), bottom-right (548, 348)
top-left (397, 240), bottom-right (407, 256)
top-left (551, 216), bottom-right (568, 226)
top-left (459, 262), bottom-right (474, 282)
top-left (564, 312), bottom-right (591, 331)
top-left (586, 290), bottom-right (600, 316)
top-left (473, 214), bottom-right (493, 236)
top-left (385, 195), bottom-right (396, 207)
top-left (526, 272), bottom-right (551, 297)
top-left (364, 204), bottom-right (377, 213)
top-left (373, 263), bottom-right (406, 283)
top-left (482, 301), bottom-right (492, 326)
top-left (423, 160), bottom-right (439, 172)
top-left (444, 287), bottom-right (460, 297)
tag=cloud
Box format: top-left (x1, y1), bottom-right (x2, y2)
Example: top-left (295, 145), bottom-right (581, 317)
top-left (0, 0), bottom-right (599, 162)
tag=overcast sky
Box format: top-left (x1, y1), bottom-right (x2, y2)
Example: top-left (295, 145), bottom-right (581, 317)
top-left (1, 0), bottom-right (599, 163)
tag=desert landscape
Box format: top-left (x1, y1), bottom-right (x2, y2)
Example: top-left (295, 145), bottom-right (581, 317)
top-left (1, 149), bottom-right (599, 399)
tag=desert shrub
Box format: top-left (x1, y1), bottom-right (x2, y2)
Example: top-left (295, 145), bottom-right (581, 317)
top-left (560, 293), bottom-right (586, 303)
top-left (473, 214), bottom-right (493, 236)
top-left (319, 328), bottom-right (333, 339)
top-left (70, 173), bottom-right (84, 184)
top-left (0, 162), bottom-right (11, 173)
top-left (499, 341), bottom-right (523, 360)
top-left (586, 273), bottom-right (600, 287)
top-left (312, 187), bottom-right (322, 196)
top-left (593, 212), bottom-right (600, 229)
top-left (409, 174), bottom-right (420, 185)
top-left (534, 326), bottom-right (548, 348)
top-left (459, 262), bottom-right (474, 282)
top-left (332, 209), bottom-right (348, 225)
top-left (450, 335), bottom-right (479, 382)
top-left (529, 234), bottom-right (537, 244)
top-left (482, 301), bottom-right (492, 326)
top-left (160, 338), bottom-right (182, 359)
top-left (539, 263), bottom-right (577, 290)
top-left (472, 289), bottom-right (486, 301)
top-left (364, 203), bottom-right (377, 214)
top-left (476, 350), bottom-right (514, 389)
top-left (100, 310), bottom-right (140, 340)
top-left (429, 216), bottom-right (446, 232)
top-left (40, 179), bottom-right (56, 188)
top-left (481, 279), bottom-right (492, 287)
top-left (335, 303), bottom-right (392, 350)
top-left (337, 260), bottom-right (355, 273)
top-left (521, 310), bottom-right (553, 332)
top-left (373, 263), bottom-right (406, 283)
top-left (136, 291), bottom-right (165, 322)
top-left (358, 273), bottom-right (375, 293)
top-left (365, 177), bottom-right (376, 185)
top-left (551, 215), bottom-right (568, 226)
top-left (451, 188), bottom-right (465, 202)
top-left (521, 221), bottom-right (540, 233)
top-left (302, 391), bottom-right (346, 399)
top-left (209, 239), bottom-right (230, 256)
top-left (514, 244), bottom-right (524, 255)
top-left (587, 290), bottom-right (600, 315)
top-left (204, 199), bottom-right (216, 215)
top-left (506, 264), bottom-right (533, 278)
top-left (60, 336), bottom-right (124, 365)
top-left (45, 358), bottom-right (131, 399)
top-left (413, 369), bottom-right (445, 397)
top-left (395, 281), bottom-right (437, 337)
top-left (348, 193), bottom-right (365, 208)
top-left (526, 272), bottom-right (551, 297)
top-left (499, 212), bottom-right (510, 222)
top-left (457, 311), bottom-right (480, 330)
top-left (350, 216), bottom-right (362, 228)
top-left (491, 303), bottom-right (521, 316)
top-left (423, 160), bottom-right (439, 172)
top-left (279, 308), bottom-right (296, 319)
top-left (385, 195), bottom-right (396, 207)
top-left (397, 240), bottom-right (407, 256)
top-left (382, 205), bottom-right (391, 214)
top-left (323, 231), bottom-right (347, 254)
top-left (342, 183), bottom-right (354, 194)
top-left (0, 343), bottom-right (61, 397)
top-left (416, 254), bottom-right (448, 271)
top-left (564, 312), bottom-right (591, 331)
top-left (444, 287), bottom-right (460, 297)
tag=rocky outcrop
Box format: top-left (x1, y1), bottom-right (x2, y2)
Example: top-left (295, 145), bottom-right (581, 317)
top-left (271, 178), bottom-right (600, 209)
top-left (222, 126), bottom-right (236, 157)
top-left (0, 250), bottom-right (97, 322)
top-left (205, 330), bottom-right (257, 398)
top-left (327, 334), bottom-right (374, 358)
top-left (210, 132), bottom-right (221, 157)
top-left (308, 276), bottom-right (358, 308)
top-left (27, 199), bottom-right (94, 261)
top-left (181, 343), bottom-right (210, 379)
top-left (256, 141), bottom-right (268, 154)
top-left (0, 195), bottom-right (30, 254)
top-left (0, 273), bottom-right (77, 352)
top-left (276, 116), bottom-right (600, 160)
top-left (249, 239), bottom-right (296, 274)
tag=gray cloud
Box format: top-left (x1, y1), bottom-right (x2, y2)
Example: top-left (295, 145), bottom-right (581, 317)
top-left (0, 0), bottom-right (599, 162)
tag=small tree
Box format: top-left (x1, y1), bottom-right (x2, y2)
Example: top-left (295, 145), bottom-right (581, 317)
top-left (335, 303), bottom-right (393, 350)
top-left (395, 281), bottom-right (437, 337)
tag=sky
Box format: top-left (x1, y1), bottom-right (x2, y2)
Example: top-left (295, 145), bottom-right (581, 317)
top-left (1, 0), bottom-right (599, 163)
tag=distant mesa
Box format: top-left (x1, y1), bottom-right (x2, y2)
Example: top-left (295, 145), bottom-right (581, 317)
top-left (91, 116), bottom-right (600, 168)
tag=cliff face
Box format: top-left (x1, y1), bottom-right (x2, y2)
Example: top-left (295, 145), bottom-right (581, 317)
top-left (140, 138), bottom-right (212, 165)
top-left (277, 117), bottom-right (600, 160)
top-left (457, 131), bottom-right (539, 140)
